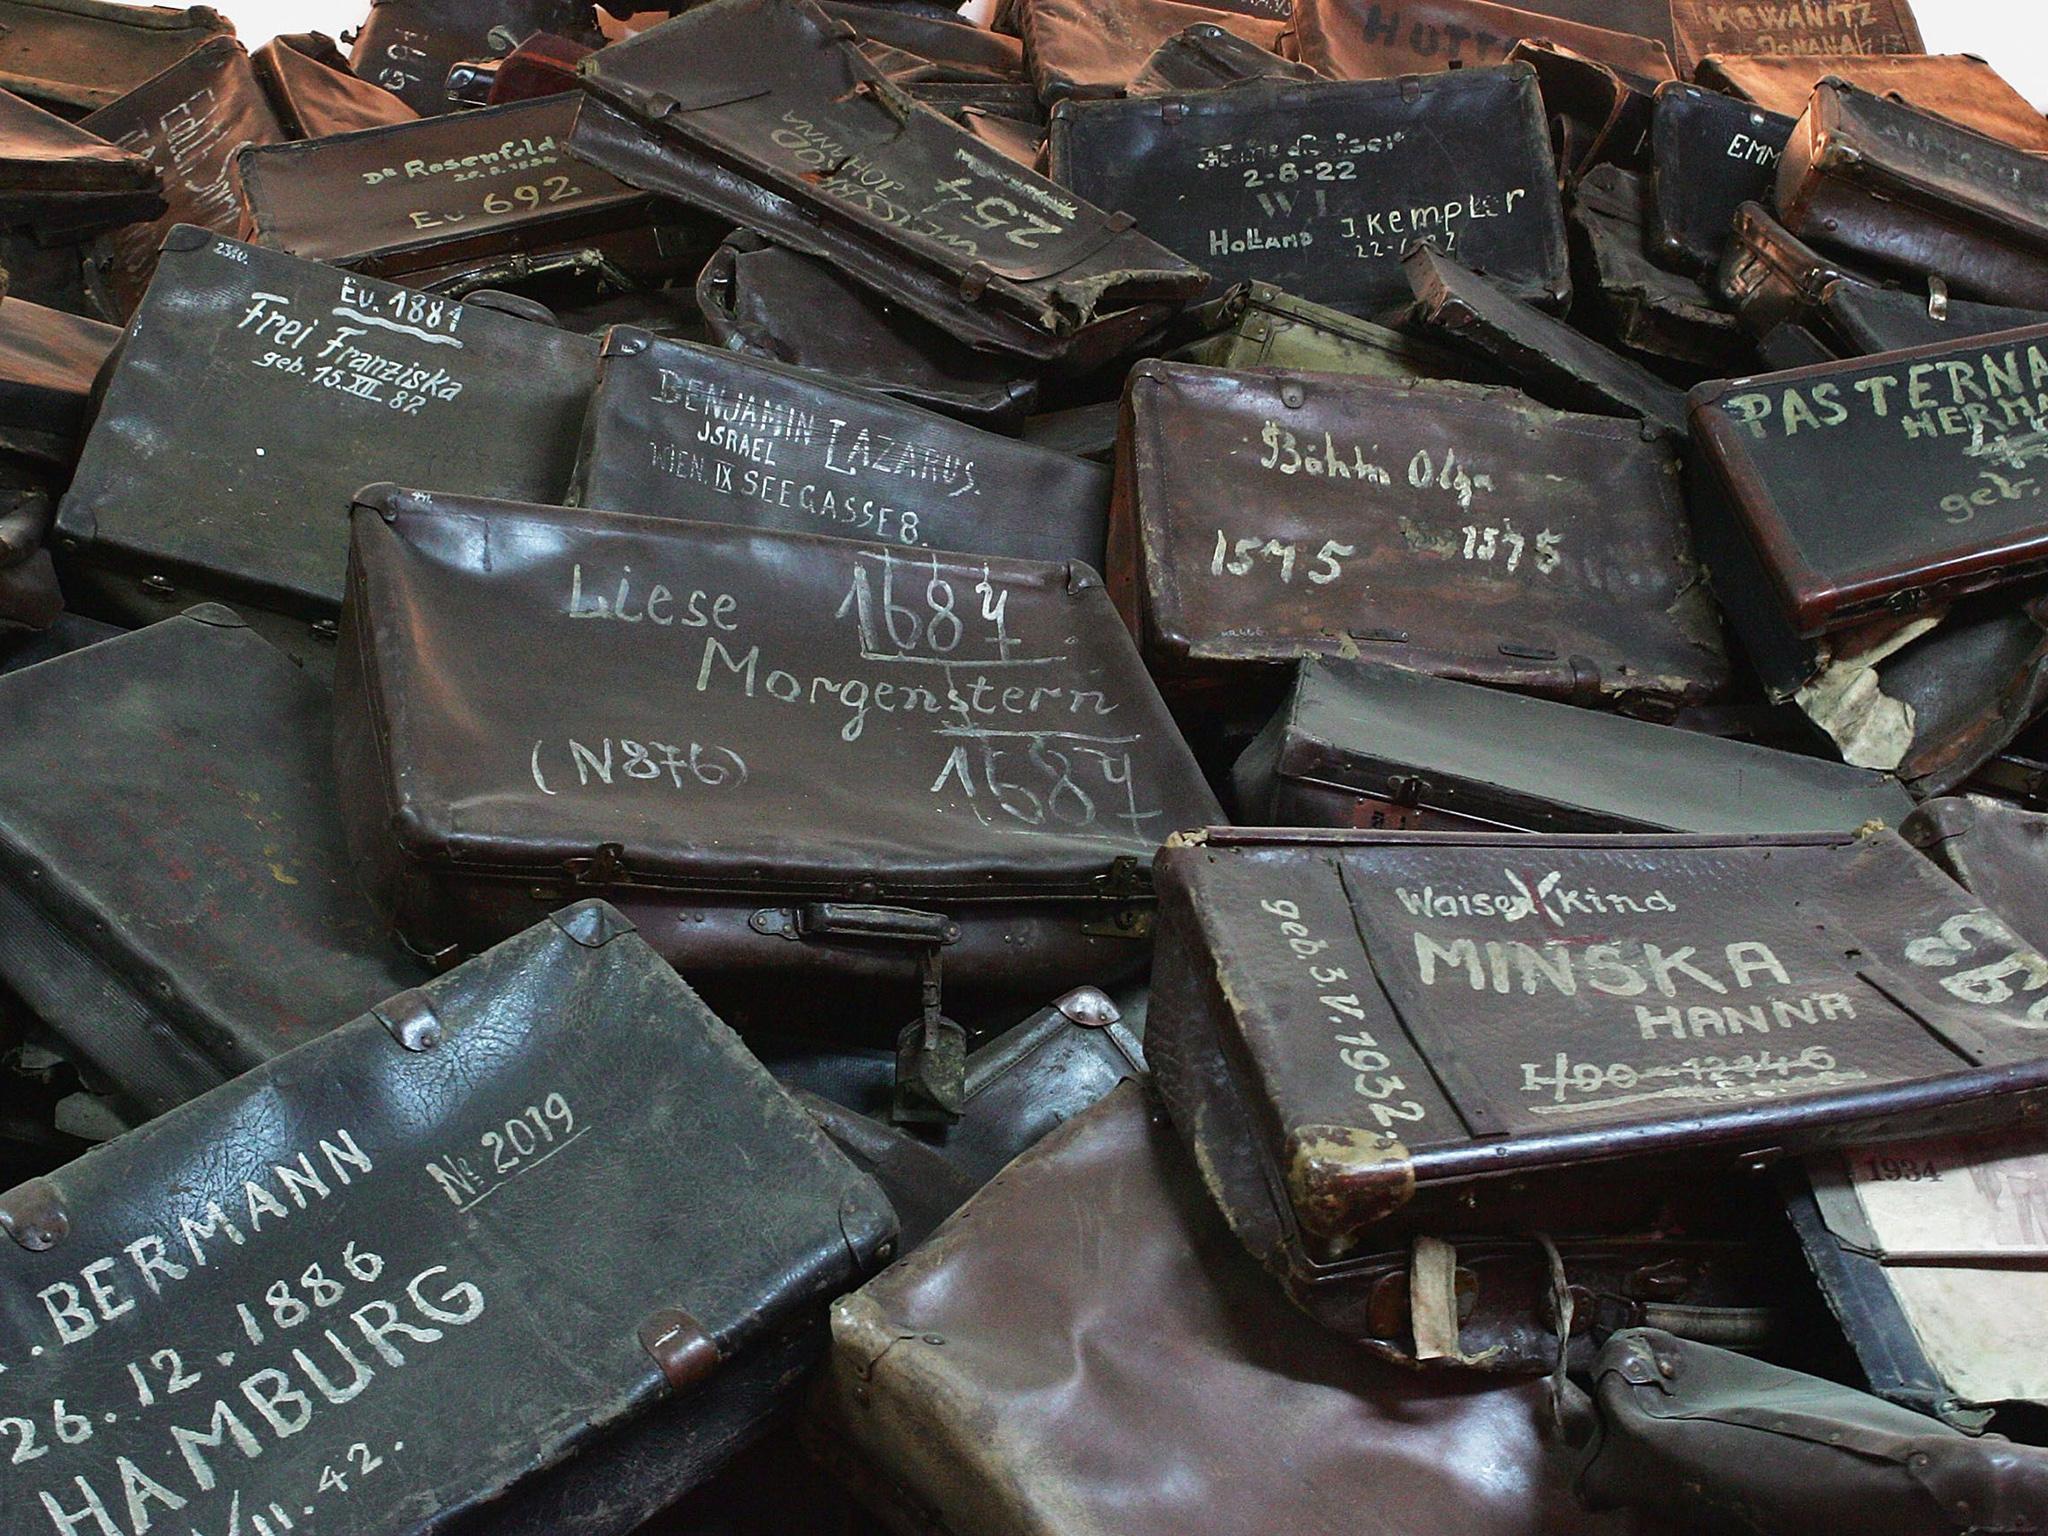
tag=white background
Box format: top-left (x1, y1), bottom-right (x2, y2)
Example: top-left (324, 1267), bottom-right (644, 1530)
top-left (192, 0), bottom-right (2048, 106)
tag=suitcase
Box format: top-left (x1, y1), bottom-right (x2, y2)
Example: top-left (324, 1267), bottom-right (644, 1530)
top-left (763, 984), bottom-right (1146, 1176)
top-left (0, 293), bottom-right (119, 446)
top-left (1902, 794), bottom-right (2048, 954)
top-left (0, 900), bottom-right (898, 1536)
top-left (571, 327), bottom-right (1109, 567)
top-left (813, 1083), bottom-right (1657, 1536)
top-left (1507, 38), bottom-right (1655, 186)
top-left (1687, 323), bottom-right (2048, 699)
top-left (1233, 655), bottom-right (1914, 834)
top-left (1785, 1132), bottom-right (2048, 1433)
top-left (1582, 1330), bottom-right (2048, 1535)
top-left (1568, 164), bottom-right (1749, 375)
top-left (1646, 81), bottom-right (1792, 278)
top-left (1775, 79), bottom-right (2048, 312)
top-left (458, 29), bottom-right (592, 107)
top-left (569, 0), bottom-right (1206, 372)
top-left (696, 232), bottom-right (1041, 430)
top-left (1284, 0), bottom-right (1675, 88)
top-left (0, 0), bottom-right (231, 116)
top-left (347, 0), bottom-right (605, 116)
top-left (1128, 20), bottom-right (1323, 93)
top-left (827, 0), bottom-right (1029, 82)
top-left (1716, 199), bottom-right (1864, 338)
top-left (1816, 278), bottom-right (2048, 358)
top-left (80, 37), bottom-right (285, 319)
top-left (1147, 824), bottom-right (2048, 1352)
top-left (1110, 360), bottom-right (1725, 708)
top-left (0, 88), bottom-right (161, 241)
top-left (1403, 242), bottom-right (1689, 438)
top-left (55, 227), bottom-right (599, 667)
top-left (1694, 51), bottom-right (2048, 157)
top-left (236, 95), bottom-right (665, 283)
top-left (1047, 67), bottom-right (1570, 319)
top-left (332, 485), bottom-right (1221, 1050)
top-left (1174, 277), bottom-right (1478, 380)
top-left (1010, 0), bottom-right (1291, 102)
top-left (1667, 0), bottom-right (1922, 77)
top-left (0, 606), bottom-right (428, 1116)
top-left (249, 31), bottom-right (421, 138)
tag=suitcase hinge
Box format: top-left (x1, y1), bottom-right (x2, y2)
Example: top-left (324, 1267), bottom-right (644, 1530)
top-left (0, 1177), bottom-right (69, 1251)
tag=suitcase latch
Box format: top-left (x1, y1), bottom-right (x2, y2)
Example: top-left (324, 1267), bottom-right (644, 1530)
top-left (750, 904), bottom-right (969, 1125)
top-left (562, 843), bottom-right (628, 885)
top-left (1083, 855), bottom-right (1154, 939)
top-left (1387, 775), bottom-right (1430, 809)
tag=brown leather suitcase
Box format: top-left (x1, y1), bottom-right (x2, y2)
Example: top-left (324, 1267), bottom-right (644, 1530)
top-left (0, 87), bottom-right (160, 240)
top-left (571, 326), bottom-right (1109, 566)
top-left (1110, 359), bottom-right (1726, 708)
top-left (347, 0), bottom-right (605, 116)
top-left (1148, 825), bottom-right (2048, 1352)
top-left (1507, 37), bottom-right (1656, 186)
top-left (1687, 323), bottom-right (2048, 697)
top-left (570, 0), bottom-right (1207, 371)
top-left (696, 231), bottom-right (1041, 429)
top-left (814, 1083), bottom-right (1676, 1535)
top-left (1047, 65), bottom-right (1570, 319)
top-left (1775, 78), bottom-right (2048, 312)
top-left (236, 95), bottom-right (667, 283)
top-left (332, 485), bottom-right (1221, 1032)
top-left (80, 36), bottom-right (284, 318)
top-left (1285, 0), bottom-right (1675, 87)
top-left (1128, 19), bottom-right (1323, 92)
top-left (1667, 0), bottom-right (1921, 77)
top-left (1715, 198), bottom-right (1864, 337)
top-left (249, 30), bottom-right (420, 137)
top-left (1012, 0), bottom-right (1291, 101)
top-left (1695, 51), bottom-right (2048, 156)
top-left (0, 0), bottom-right (231, 115)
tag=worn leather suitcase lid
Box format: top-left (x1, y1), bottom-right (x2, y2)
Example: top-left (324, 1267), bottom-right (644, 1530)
top-left (1151, 825), bottom-right (2048, 1261)
top-left (1128, 21), bottom-right (1322, 94)
top-left (696, 233), bottom-right (1041, 428)
top-left (1012, 0), bottom-right (1290, 102)
top-left (1570, 163), bottom-right (1748, 374)
top-left (1777, 81), bottom-right (2048, 298)
top-left (817, 1083), bottom-right (1631, 1536)
top-left (1403, 242), bottom-right (1688, 437)
top-left (1286, 0), bottom-right (1674, 88)
top-left (1689, 321), bottom-right (2048, 638)
top-left (56, 227), bottom-right (598, 618)
top-left (0, 900), bottom-right (895, 1536)
top-left (0, 86), bottom-right (157, 200)
top-left (1820, 279), bottom-right (2048, 358)
top-left (343, 485), bottom-right (1218, 897)
top-left (1695, 52), bottom-right (2048, 156)
top-left (572, 326), bottom-right (1109, 567)
top-left (82, 37), bottom-right (285, 318)
top-left (250, 30), bottom-right (419, 138)
top-left (0, 0), bottom-right (231, 114)
top-left (348, 0), bottom-right (602, 115)
top-left (0, 293), bottom-right (117, 436)
top-left (1113, 359), bottom-right (1725, 704)
top-left (1668, 0), bottom-right (1921, 77)
top-left (238, 96), bottom-right (652, 278)
top-left (1648, 81), bottom-right (1792, 277)
top-left (573, 0), bottom-right (1207, 347)
top-left (1048, 67), bottom-right (1569, 318)
top-left (1249, 655), bottom-right (1914, 834)
top-left (0, 606), bottom-right (425, 1112)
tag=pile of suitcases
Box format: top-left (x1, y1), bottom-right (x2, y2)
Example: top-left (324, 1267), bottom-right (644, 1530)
top-left (4, 0), bottom-right (2048, 1528)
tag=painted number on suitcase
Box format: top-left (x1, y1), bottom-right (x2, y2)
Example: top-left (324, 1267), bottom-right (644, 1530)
top-left (1210, 531), bottom-right (1352, 585)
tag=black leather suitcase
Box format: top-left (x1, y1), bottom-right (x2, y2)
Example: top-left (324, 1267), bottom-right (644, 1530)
top-left (1817, 279), bottom-right (2048, 358)
top-left (236, 95), bottom-right (669, 285)
top-left (0, 0), bottom-right (231, 116)
top-left (0, 900), bottom-right (897, 1535)
top-left (55, 227), bottom-right (599, 667)
top-left (1148, 824), bottom-right (2048, 1356)
top-left (1109, 359), bottom-right (1725, 708)
top-left (1647, 80), bottom-right (1792, 278)
top-left (1047, 66), bottom-right (1569, 319)
top-left (80, 36), bottom-right (285, 318)
top-left (0, 606), bottom-right (426, 1115)
top-left (568, 0), bottom-right (1207, 371)
top-left (1234, 655), bottom-right (1914, 834)
top-left (332, 485), bottom-right (1220, 1038)
top-left (571, 326), bottom-right (1109, 567)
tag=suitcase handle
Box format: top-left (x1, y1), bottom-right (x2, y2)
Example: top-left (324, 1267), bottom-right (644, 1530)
top-left (750, 903), bottom-right (961, 947)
